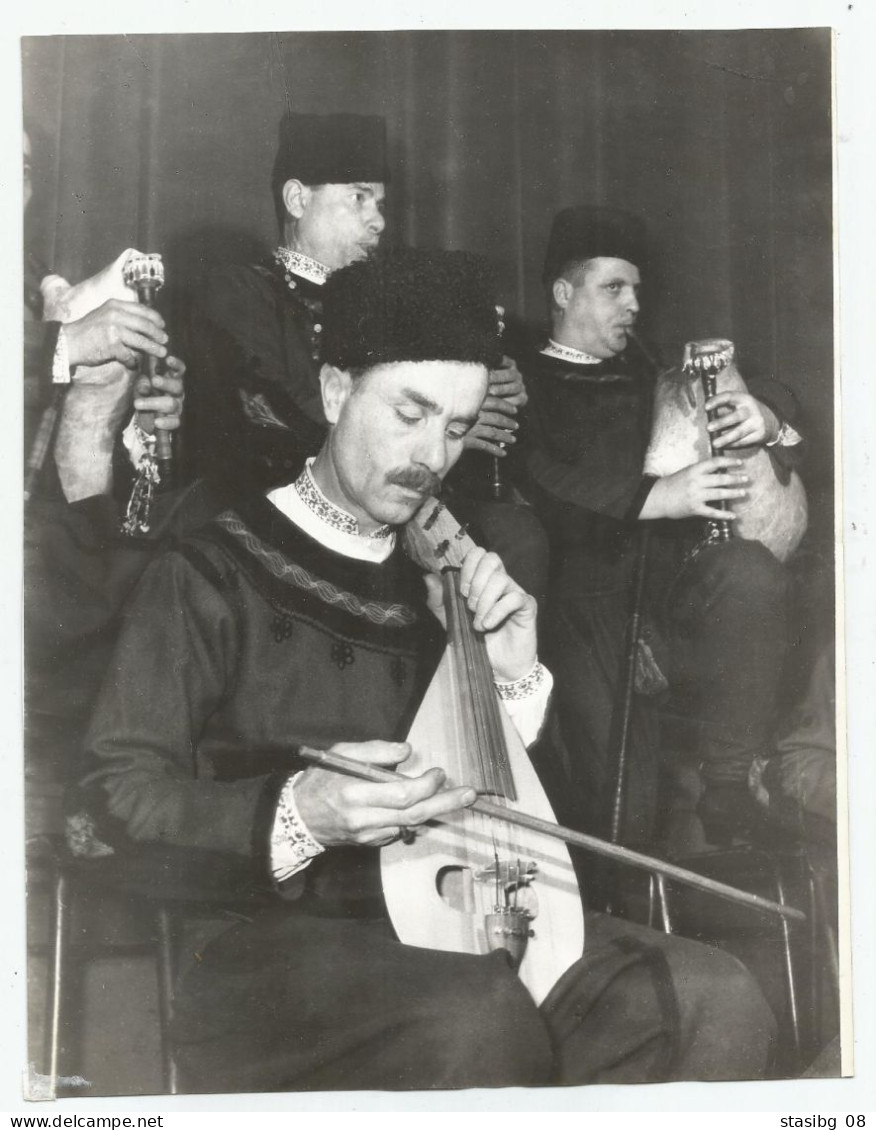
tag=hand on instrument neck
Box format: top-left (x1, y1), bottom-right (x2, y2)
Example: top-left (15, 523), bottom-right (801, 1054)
top-left (423, 545), bottom-right (538, 684)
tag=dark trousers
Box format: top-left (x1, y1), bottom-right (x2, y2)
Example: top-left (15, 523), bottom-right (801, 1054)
top-left (660, 539), bottom-right (790, 782)
top-left (170, 902), bottom-right (775, 1093)
top-left (542, 537), bottom-right (790, 843)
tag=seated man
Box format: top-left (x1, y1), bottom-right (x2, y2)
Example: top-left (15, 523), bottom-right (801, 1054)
top-left (80, 249), bottom-right (775, 1093)
top-left (517, 206), bottom-right (804, 848)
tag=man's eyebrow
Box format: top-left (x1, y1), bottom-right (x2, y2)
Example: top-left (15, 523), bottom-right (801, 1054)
top-left (399, 388), bottom-right (478, 426)
top-left (400, 389), bottom-right (441, 413)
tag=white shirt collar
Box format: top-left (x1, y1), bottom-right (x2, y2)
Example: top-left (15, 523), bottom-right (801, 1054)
top-left (541, 338), bottom-right (605, 365)
top-left (274, 246), bottom-right (331, 287)
top-left (267, 459), bottom-right (396, 564)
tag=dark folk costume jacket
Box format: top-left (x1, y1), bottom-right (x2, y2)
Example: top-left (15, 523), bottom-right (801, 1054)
top-left (79, 494), bottom-right (445, 903)
top-left (517, 345), bottom-right (803, 591)
top-left (183, 259), bottom-right (328, 500)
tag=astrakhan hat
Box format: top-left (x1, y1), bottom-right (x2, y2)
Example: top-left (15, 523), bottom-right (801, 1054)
top-left (322, 248), bottom-right (502, 371)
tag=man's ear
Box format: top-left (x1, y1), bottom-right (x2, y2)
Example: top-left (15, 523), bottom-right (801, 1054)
top-left (552, 277), bottom-right (573, 310)
top-left (320, 364), bottom-right (354, 425)
top-left (282, 179), bottom-right (310, 221)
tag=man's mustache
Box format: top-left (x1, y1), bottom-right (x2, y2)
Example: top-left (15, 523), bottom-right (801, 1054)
top-left (386, 467), bottom-right (442, 496)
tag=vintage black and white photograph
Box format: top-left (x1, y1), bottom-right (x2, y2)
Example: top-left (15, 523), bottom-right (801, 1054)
top-left (11, 8), bottom-right (871, 1113)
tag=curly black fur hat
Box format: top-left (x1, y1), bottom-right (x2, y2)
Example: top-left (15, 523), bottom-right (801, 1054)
top-left (321, 248), bottom-right (502, 371)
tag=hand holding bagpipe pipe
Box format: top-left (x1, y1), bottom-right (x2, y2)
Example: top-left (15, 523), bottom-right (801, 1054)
top-left (120, 252), bottom-right (180, 534)
top-left (27, 249), bottom-right (185, 531)
top-left (642, 338), bottom-right (807, 562)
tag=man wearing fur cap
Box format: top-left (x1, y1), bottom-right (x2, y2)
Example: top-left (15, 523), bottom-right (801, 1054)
top-left (185, 112), bottom-right (527, 502)
top-left (518, 205), bottom-right (803, 850)
top-left (183, 112), bottom-right (388, 500)
top-left (82, 248), bottom-right (775, 1093)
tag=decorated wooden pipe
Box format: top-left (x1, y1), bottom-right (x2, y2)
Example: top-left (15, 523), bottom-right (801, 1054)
top-left (682, 340), bottom-right (733, 543)
top-left (122, 252), bottom-right (172, 466)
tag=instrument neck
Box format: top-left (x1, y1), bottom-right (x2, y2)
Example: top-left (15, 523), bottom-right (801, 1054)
top-left (442, 569), bottom-right (515, 799)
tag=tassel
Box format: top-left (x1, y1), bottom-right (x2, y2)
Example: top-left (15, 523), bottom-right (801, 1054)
top-left (121, 431), bottom-right (161, 535)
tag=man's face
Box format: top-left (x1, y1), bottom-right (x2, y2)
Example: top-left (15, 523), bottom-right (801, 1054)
top-left (317, 359), bottom-right (488, 532)
top-left (556, 256), bottom-right (641, 358)
top-left (294, 182), bottom-right (386, 271)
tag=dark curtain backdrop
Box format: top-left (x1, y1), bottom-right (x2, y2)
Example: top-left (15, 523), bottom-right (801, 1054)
top-left (22, 29), bottom-right (834, 542)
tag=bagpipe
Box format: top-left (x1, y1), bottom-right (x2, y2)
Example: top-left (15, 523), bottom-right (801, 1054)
top-left (643, 338), bottom-right (808, 563)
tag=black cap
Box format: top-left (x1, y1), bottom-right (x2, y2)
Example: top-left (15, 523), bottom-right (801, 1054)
top-left (272, 112), bottom-right (389, 205)
top-left (542, 206), bottom-right (648, 284)
top-left (322, 248), bottom-right (502, 372)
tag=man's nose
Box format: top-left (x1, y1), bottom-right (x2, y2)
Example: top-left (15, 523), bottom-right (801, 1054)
top-left (414, 426), bottom-right (447, 474)
top-left (367, 207), bottom-right (386, 235)
top-left (626, 289), bottom-right (640, 314)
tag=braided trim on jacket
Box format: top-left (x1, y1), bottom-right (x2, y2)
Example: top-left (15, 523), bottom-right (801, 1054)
top-left (216, 513), bottom-right (417, 626)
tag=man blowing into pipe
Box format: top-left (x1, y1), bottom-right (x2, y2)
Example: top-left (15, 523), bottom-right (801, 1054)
top-left (79, 248), bottom-right (775, 1093)
top-left (517, 205), bottom-right (803, 850)
top-left (184, 112), bottom-right (526, 499)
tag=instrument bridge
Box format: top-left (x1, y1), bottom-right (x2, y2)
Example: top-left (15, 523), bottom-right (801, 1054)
top-left (473, 860), bottom-right (537, 886)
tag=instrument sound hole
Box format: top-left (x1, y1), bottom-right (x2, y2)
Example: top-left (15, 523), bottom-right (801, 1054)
top-left (435, 865), bottom-right (540, 919)
top-left (436, 865), bottom-right (474, 913)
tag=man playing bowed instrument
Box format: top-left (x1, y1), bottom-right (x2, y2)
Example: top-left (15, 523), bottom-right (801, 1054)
top-left (79, 248), bottom-right (774, 1093)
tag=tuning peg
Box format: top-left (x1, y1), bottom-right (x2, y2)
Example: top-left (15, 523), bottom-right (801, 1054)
top-left (423, 503), bottom-right (443, 532)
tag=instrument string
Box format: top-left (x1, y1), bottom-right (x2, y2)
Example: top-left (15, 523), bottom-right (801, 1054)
top-left (447, 575), bottom-right (507, 910)
top-left (445, 569), bottom-right (529, 910)
top-left (451, 572), bottom-right (512, 797)
top-left (447, 576), bottom-right (488, 790)
top-left (447, 570), bottom-right (528, 907)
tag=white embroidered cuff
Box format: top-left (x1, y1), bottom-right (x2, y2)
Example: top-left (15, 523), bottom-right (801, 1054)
top-left (270, 771), bottom-right (326, 882)
top-left (766, 421), bottom-right (803, 448)
top-left (51, 327), bottom-right (71, 384)
top-left (495, 660), bottom-right (547, 701)
top-left (495, 661), bottom-right (553, 749)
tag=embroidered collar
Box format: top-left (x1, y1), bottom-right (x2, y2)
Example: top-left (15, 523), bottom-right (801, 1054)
top-left (541, 339), bottom-right (606, 366)
top-left (274, 246), bottom-right (331, 287)
top-left (294, 459), bottom-right (393, 541)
